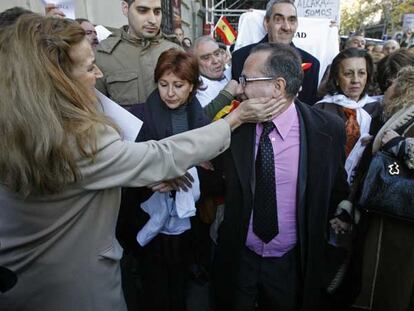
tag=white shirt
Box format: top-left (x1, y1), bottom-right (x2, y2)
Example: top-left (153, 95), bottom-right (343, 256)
top-left (136, 167), bottom-right (200, 246)
top-left (196, 67), bottom-right (231, 108)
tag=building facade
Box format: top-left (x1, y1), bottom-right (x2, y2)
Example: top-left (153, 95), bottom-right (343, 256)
top-left (0, 0), bottom-right (204, 41)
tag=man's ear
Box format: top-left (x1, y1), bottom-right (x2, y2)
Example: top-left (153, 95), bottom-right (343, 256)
top-left (263, 17), bottom-right (269, 33)
top-left (121, 1), bottom-right (129, 17)
top-left (273, 77), bottom-right (287, 96)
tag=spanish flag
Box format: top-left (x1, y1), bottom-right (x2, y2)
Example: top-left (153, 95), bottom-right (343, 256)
top-left (213, 100), bottom-right (240, 121)
top-left (215, 16), bottom-right (237, 45)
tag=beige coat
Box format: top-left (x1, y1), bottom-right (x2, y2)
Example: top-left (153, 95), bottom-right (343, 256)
top-left (95, 28), bottom-right (182, 108)
top-left (0, 120), bottom-right (230, 311)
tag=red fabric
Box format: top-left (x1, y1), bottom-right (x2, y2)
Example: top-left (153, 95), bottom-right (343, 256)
top-left (301, 63), bottom-right (313, 71)
top-left (343, 108), bottom-right (360, 157)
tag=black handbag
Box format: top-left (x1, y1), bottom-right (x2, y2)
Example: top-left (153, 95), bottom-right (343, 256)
top-left (358, 117), bottom-right (414, 221)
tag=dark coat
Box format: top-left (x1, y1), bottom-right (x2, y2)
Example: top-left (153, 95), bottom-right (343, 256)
top-left (231, 35), bottom-right (320, 105)
top-left (116, 90), bottom-right (209, 257)
top-left (212, 100), bottom-right (349, 310)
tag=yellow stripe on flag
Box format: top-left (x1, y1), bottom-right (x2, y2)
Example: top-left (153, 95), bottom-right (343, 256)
top-left (216, 16), bottom-right (237, 45)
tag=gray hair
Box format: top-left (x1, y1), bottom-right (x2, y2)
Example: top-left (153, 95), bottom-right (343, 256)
top-left (265, 0), bottom-right (296, 20)
top-left (250, 43), bottom-right (303, 99)
top-left (384, 39), bottom-right (400, 48)
top-left (192, 35), bottom-right (218, 53)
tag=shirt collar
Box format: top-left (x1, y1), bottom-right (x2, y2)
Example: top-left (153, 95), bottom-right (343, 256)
top-left (121, 26), bottom-right (163, 49)
top-left (200, 73), bottom-right (228, 82)
top-left (271, 101), bottom-right (296, 140)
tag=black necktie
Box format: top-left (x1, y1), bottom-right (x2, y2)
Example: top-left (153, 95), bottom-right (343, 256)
top-left (253, 122), bottom-right (278, 243)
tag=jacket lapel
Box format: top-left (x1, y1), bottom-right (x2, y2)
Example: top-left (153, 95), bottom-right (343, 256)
top-left (295, 100), bottom-right (333, 274)
top-left (296, 109), bottom-right (308, 274)
top-left (231, 123), bottom-right (256, 198)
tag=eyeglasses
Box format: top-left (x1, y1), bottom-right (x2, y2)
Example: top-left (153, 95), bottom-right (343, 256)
top-left (239, 74), bottom-right (275, 88)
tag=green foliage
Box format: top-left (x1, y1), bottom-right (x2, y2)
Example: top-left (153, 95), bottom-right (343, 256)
top-left (391, 0), bottom-right (414, 30)
top-left (340, 0), bottom-right (414, 35)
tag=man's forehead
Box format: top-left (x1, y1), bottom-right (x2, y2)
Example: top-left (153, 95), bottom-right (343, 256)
top-left (386, 40), bottom-right (397, 46)
top-left (271, 2), bottom-right (297, 17)
top-left (132, 0), bottom-right (161, 9)
top-left (197, 41), bottom-right (219, 55)
top-left (243, 52), bottom-right (266, 74)
top-left (81, 21), bottom-right (94, 30)
top-left (352, 36), bottom-right (365, 42)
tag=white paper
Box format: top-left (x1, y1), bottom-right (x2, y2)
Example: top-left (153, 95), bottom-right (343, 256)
top-left (42, 0), bottom-right (76, 19)
top-left (96, 90), bottom-right (143, 142)
top-left (292, 18), bottom-right (339, 85)
top-left (95, 25), bottom-right (113, 42)
top-left (294, 0), bottom-right (341, 23)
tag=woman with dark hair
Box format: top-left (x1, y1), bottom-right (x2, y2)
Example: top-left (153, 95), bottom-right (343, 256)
top-left (316, 48), bottom-right (380, 185)
top-left (119, 48), bottom-right (210, 311)
top-left (314, 47), bottom-right (380, 311)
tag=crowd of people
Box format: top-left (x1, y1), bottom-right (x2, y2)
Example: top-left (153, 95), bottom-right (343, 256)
top-left (0, 0), bottom-right (413, 311)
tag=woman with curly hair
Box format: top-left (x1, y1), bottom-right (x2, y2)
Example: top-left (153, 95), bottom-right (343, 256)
top-left (354, 66), bottom-right (414, 311)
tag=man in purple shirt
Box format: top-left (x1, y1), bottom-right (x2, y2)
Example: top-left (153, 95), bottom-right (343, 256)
top-left (212, 43), bottom-right (349, 310)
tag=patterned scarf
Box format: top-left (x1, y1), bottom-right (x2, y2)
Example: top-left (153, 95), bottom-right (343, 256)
top-left (317, 94), bottom-right (377, 184)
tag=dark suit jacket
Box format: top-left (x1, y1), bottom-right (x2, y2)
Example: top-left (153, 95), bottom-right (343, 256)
top-left (231, 35), bottom-right (320, 105)
top-left (212, 100), bottom-right (349, 310)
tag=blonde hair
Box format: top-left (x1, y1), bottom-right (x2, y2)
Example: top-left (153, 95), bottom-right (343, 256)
top-left (383, 66), bottom-right (414, 119)
top-left (0, 15), bottom-right (117, 196)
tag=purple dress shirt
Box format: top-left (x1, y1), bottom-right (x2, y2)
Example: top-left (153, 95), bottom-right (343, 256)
top-left (246, 103), bottom-right (300, 257)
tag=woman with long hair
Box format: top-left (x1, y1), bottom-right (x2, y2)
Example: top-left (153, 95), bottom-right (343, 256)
top-left (0, 15), bottom-right (281, 311)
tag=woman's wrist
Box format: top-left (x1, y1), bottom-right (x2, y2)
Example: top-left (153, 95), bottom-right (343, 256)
top-left (224, 109), bottom-right (242, 131)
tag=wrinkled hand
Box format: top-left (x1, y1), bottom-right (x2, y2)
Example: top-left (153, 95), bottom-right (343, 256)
top-left (148, 172), bottom-right (194, 193)
top-left (330, 217), bottom-right (351, 234)
top-left (238, 95), bottom-right (287, 123)
top-left (198, 161), bottom-right (214, 171)
top-left (224, 95), bottom-right (287, 130)
top-left (223, 79), bottom-right (239, 96)
top-left (381, 130), bottom-right (399, 146)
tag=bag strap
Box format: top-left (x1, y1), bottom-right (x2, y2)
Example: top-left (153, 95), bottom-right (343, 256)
top-left (382, 136), bottom-right (405, 152)
top-left (395, 114), bottom-right (414, 136)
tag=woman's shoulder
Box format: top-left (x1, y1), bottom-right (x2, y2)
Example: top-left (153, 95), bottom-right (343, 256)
top-left (128, 103), bottom-right (147, 119)
top-left (188, 96), bottom-right (210, 128)
top-left (385, 106), bottom-right (414, 134)
top-left (363, 99), bottom-right (382, 117)
top-left (92, 124), bottom-right (123, 150)
top-left (314, 100), bottom-right (345, 120)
